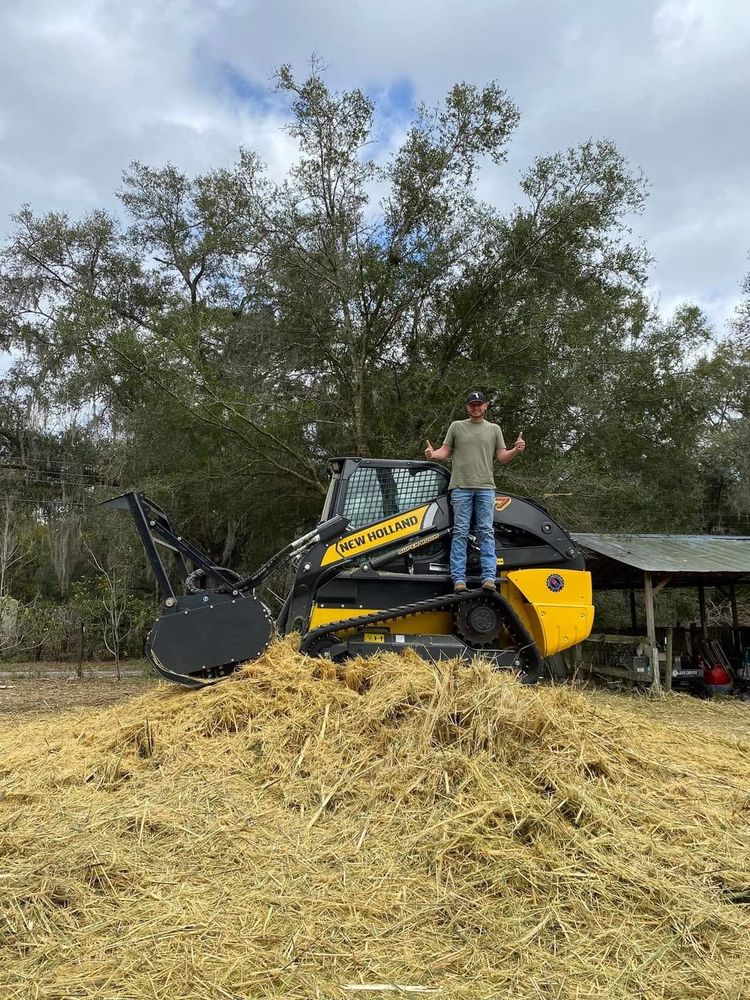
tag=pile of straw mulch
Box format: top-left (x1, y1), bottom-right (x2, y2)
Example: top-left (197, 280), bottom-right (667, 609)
top-left (1, 637), bottom-right (748, 1000)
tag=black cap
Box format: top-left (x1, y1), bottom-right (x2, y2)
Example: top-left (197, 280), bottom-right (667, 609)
top-left (466, 391), bottom-right (486, 404)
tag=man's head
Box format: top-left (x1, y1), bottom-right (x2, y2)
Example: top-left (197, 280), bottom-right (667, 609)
top-left (466, 390), bottom-right (488, 420)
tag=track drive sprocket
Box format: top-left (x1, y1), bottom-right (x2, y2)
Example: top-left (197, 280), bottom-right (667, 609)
top-left (454, 594), bottom-right (508, 648)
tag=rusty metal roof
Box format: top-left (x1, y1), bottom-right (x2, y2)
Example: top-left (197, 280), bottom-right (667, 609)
top-left (570, 533), bottom-right (750, 589)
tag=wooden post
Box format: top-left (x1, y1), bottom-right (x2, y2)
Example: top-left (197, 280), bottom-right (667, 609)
top-left (644, 571), bottom-right (661, 691)
top-left (730, 584), bottom-right (740, 654)
top-left (664, 627), bottom-right (673, 693)
top-left (698, 584), bottom-right (706, 634)
top-left (77, 620), bottom-right (84, 679)
top-left (629, 589), bottom-right (638, 631)
top-left (573, 641), bottom-right (583, 676)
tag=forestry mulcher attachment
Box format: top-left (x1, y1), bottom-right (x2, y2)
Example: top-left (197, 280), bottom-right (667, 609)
top-left (104, 457), bottom-right (594, 687)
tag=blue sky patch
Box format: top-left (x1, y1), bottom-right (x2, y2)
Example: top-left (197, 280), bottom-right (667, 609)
top-left (368, 77), bottom-right (416, 124)
top-left (217, 63), bottom-right (279, 114)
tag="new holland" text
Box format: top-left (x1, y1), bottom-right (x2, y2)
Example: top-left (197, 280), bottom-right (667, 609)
top-left (335, 515), bottom-right (420, 556)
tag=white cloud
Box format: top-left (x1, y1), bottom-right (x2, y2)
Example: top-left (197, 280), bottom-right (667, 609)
top-left (652, 1), bottom-right (703, 54)
top-left (0, 0), bottom-right (747, 332)
top-left (0, 0), bottom-right (296, 222)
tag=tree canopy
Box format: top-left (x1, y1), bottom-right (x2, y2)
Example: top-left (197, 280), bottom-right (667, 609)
top-left (1, 62), bottom-right (749, 652)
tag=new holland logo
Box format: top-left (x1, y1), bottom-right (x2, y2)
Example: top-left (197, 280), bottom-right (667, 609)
top-left (320, 505), bottom-right (431, 566)
top-left (332, 514), bottom-right (420, 559)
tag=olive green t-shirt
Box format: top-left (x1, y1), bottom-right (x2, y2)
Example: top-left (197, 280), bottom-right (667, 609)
top-left (444, 419), bottom-right (506, 489)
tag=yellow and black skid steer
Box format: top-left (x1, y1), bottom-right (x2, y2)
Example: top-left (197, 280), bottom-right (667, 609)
top-left (104, 457), bottom-right (594, 687)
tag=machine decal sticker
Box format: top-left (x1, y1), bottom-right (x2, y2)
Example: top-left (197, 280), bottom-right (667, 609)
top-left (394, 532), bottom-right (441, 555)
top-left (321, 505), bottom-right (430, 565)
top-left (494, 496), bottom-right (512, 511)
top-left (546, 573), bottom-right (565, 593)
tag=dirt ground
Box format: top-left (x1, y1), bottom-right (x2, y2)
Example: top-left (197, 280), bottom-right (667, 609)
top-left (0, 660), bottom-right (154, 721)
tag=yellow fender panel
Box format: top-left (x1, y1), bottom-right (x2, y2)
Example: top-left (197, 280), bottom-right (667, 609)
top-left (504, 568), bottom-right (594, 656)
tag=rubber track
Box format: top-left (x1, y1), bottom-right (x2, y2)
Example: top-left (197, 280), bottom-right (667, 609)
top-left (299, 588), bottom-right (544, 682)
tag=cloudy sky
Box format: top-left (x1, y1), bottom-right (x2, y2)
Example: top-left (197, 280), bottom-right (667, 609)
top-left (1, 0), bottom-right (748, 332)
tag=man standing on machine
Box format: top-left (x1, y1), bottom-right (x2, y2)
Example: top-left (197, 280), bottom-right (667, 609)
top-left (424, 391), bottom-right (525, 593)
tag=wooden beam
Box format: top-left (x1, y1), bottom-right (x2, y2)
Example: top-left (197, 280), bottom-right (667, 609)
top-left (586, 633), bottom-right (649, 644)
top-left (664, 627), bottom-right (673, 694)
top-left (644, 571), bottom-right (661, 691)
top-left (653, 575), bottom-right (672, 597)
top-left (592, 662), bottom-right (653, 683)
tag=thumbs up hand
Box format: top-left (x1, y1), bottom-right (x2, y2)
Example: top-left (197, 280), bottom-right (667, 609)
top-left (515, 431), bottom-right (525, 454)
top-left (424, 439), bottom-right (434, 460)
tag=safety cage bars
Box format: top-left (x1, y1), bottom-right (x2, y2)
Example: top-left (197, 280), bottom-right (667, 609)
top-left (341, 464), bottom-right (449, 529)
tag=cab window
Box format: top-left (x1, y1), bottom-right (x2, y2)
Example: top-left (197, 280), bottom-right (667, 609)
top-left (342, 466), bottom-right (448, 529)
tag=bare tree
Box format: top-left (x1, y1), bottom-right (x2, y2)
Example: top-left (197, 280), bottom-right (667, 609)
top-left (81, 536), bottom-right (134, 680)
top-left (0, 596), bottom-right (48, 662)
top-left (48, 507), bottom-right (82, 599)
top-left (0, 499), bottom-right (31, 598)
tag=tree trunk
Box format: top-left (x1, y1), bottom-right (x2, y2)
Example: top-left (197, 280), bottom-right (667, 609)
top-left (352, 361), bottom-right (369, 457)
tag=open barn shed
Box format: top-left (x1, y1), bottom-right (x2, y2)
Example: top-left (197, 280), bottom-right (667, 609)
top-left (570, 533), bottom-right (750, 690)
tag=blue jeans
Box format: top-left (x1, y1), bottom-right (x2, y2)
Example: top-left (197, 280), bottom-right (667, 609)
top-left (450, 489), bottom-right (497, 584)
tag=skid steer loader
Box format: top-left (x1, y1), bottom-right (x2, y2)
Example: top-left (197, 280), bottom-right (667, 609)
top-left (104, 456), bottom-right (594, 687)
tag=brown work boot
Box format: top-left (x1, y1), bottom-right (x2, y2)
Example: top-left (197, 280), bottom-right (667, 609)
top-left (454, 581), bottom-right (468, 593)
top-left (481, 579), bottom-right (497, 591)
